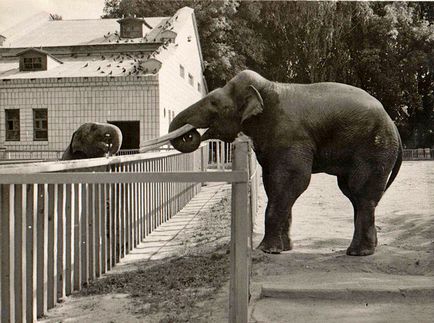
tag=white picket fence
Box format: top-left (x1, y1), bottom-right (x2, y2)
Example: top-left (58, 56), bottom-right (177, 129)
top-left (0, 132), bottom-right (260, 323)
top-left (207, 140), bottom-right (233, 169)
top-left (402, 148), bottom-right (434, 160)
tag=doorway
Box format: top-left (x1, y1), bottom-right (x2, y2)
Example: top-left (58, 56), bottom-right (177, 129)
top-left (108, 121), bottom-right (140, 150)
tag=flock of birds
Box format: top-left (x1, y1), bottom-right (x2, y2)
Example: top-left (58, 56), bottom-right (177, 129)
top-left (80, 47), bottom-right (169, 76)
top-left (78, 16), bottom-right (179, 76)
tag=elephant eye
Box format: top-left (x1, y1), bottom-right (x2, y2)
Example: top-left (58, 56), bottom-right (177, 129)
top-left (103, 133), bottom-right (111, 143)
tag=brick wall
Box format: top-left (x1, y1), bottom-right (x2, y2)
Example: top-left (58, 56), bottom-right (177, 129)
top-left (0, 75), bottom-right (159, 159)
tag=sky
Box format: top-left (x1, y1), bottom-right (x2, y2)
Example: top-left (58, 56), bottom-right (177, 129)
top-left (0, 0), bottom-right (107, 32)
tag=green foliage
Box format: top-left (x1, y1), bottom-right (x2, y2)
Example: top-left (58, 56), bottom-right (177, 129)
top-left (103, 0), bottom-right (434, 148)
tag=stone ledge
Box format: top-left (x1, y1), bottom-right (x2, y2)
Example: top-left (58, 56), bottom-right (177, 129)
top-left (261, 272), bottom-right (434, 301)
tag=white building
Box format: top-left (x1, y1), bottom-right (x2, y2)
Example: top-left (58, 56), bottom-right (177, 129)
top-left (0, 7), bottom-right (206, 159)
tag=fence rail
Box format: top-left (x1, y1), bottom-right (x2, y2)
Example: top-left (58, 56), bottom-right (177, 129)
top-left (0, 133), bottom-right (259, 323)
top-left (0, 149), bottom-right (63, 161)
top-left (402, 148), bottom-right (434, 160)
top-left (0, 147), bottom-right (205, 322)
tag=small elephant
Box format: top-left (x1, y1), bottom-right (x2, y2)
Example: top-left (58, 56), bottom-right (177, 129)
top-left (61, 122), bottom-right (122, 160)
top-left (169, 70), bottom-right (402, 256)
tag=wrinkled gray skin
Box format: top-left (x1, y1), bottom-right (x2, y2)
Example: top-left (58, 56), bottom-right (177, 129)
top-left (170, 70), bottom-right (402, 256)
top-left (61, 122), bottom-right (122, 160)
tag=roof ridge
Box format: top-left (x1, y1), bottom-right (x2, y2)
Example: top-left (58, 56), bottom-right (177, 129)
top-left (47, 17), bottom-right (169, 22)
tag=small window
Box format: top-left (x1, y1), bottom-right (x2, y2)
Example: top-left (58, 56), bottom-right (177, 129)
top-left (188, 73), bottom-right (194, 86)
top-left (33, 109), bottom-right (48, 141)
top-left (22, 56), bottom-right (43, 71)
top-left (5, 109), bottom-right (20, 141)
top-left (179, 65), bottom-right (185, 78)
top-left (197, 82), bottom-right (201, 93)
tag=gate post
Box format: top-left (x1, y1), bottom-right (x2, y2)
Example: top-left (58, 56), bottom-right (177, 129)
top-left (229, 139), bottom-right (251, 323)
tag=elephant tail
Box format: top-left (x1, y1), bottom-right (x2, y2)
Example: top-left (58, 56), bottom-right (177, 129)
top-left (384, 129), bottom-right (403, 192)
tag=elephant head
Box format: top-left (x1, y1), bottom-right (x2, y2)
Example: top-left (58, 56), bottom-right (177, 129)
top-left (61, 122), bottom-right (123, 160)
top-left (169, 70), bottom-right (265, 152)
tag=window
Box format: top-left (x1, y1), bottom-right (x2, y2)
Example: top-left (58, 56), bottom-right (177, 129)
top-left (22, 56), bottom-right (43, 71)
top-left (33, 109), bottom-right (48, 141)
top-left (5, 109), bottom-right (20, 141)
top-left (179, 65), bottom-right (185, 78)
top-left (188, 73), bottom-right (194, 86)
top-left (197, 82), bottom-right (201, 93)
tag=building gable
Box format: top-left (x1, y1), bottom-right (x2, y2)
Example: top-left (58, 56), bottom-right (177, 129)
top-left (16, 48), bottom-right (63, 72)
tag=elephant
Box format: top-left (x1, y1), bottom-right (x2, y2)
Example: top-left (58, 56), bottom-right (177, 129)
top-left (169, 70), bottom-right (402, 256)
top-left (61, 122), bottom-right (123, 160)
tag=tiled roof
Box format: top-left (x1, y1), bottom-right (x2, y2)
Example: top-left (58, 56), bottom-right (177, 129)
top-left (1, 17), bottom-right (168, 48)
top-left (1, 12), bottom-right (52, 40)
top-left (0, 49), bottom-right (170, 78)
top-left (0, 7), bottom-right (196, 79)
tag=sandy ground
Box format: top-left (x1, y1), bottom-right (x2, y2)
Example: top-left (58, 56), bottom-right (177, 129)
top-left (248, 160), bottom-right (434, 322)
top-left (40, 161), bottom-right (433, 322)
top-left (252, 160), bottom-right (434, 278)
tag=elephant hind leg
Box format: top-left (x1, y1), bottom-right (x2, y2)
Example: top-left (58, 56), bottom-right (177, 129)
top-left (338, 166), bottom-right (388, 256)
top-left (346, 198), bottom-right (378, 256)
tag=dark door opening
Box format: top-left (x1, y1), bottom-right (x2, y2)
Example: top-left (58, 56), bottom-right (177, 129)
top-left (109, 121), bottom-right (140, 150)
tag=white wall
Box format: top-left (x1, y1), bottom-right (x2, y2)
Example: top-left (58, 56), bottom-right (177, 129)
top-left (158, 8), bottom-right (206, 137)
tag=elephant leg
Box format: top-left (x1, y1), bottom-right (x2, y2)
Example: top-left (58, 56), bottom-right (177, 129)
top-left (258, 152), bottom-right (312, 254)
top-left (346, 198), bottom-right (378, 256)
top-left (337, 175), bottom-right (357, 222)
top-left (342, 164), bottom-right (389, 256)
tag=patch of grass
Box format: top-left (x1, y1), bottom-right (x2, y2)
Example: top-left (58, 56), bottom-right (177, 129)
top-left (82, 249), bottom-right (229, 321)
top-left (80, 189), bottom-right (232, 322)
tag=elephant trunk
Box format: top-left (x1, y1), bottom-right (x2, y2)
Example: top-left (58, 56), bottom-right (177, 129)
top-left (169, 99), bottom-right (210, 153)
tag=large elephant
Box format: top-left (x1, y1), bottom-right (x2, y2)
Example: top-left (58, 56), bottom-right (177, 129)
top-left (169, 70), bottom-right (402, 256)
top-left (61, 122), bottom-right (122, 160)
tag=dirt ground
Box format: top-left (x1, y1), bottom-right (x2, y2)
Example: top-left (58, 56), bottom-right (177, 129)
top-left (41, 161), bottom-right (433, 322)
top-left (252, 160), bottom-right (434, 279)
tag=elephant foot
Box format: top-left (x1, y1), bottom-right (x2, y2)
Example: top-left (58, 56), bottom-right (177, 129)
top-left (346, 242), bottom-right (376, 256)
top-left (347, 229), bottom-right (377, 256)
top-left (258, 235), bottom-right (292, 254)
top-left (281, 234), bottom-right (293, 251)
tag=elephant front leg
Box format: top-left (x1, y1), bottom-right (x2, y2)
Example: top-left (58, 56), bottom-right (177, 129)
top-left (259, 202), bottom-right (293, 254)
top-left (258, 162), bottom-right (311, 254)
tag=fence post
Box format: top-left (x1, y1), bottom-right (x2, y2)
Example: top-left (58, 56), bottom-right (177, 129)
top-left (1, 184), bottom-right (15, 323)
top-left (229, 139), bottom-right (251, 323)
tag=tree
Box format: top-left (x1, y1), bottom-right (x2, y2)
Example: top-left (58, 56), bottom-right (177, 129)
top-left (345, 2), bottom-right (434, 147)
top-left (102, 0), bottom-right (434, 147)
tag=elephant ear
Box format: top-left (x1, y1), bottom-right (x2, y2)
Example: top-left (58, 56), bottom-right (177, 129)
top-left (70, 124), bottom-right (90, 154)
top-left (241, 85), bottom-right (264, 123)
top-left (69, 131), bottom-right (79, 154)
